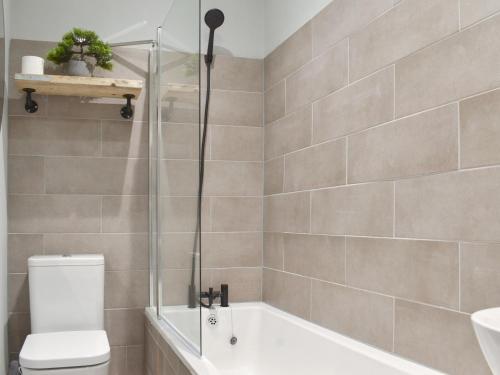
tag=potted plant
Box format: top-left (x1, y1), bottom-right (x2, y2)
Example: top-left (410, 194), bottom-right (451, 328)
top-left (47, 28), bottom-right (113, 76)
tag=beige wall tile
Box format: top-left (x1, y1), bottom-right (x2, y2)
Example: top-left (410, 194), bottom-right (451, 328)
top-left (8, 156), bottom-right (44, 194)
top-left (8, 194), bottom-right (100, 233)
top-left (8, 117), bottom-right (99, 156)
top-left (210, 267), bottom-right (262, 302)
top-left (202, 232), bottom-right (262, 268)
top-left (264, 80), bottom-right (285, 124)
top-left (211, 197), bottom-right (262, 232)
top-left (348, 104), bottom-right (458, 183)
top-left (105, 309), bottom-right (144, 346)
top-left (161, 86), bottom-right (199, 125)
top-left (8, 274), bottom-right (29, 313)
top-left (286, 40), bottom-right (348, 114)
top-left (212, 55), bottom-right (263, 92)
top-left (211, 126), bottom-right (263, 161)
top-left (160, 160), bottom-right (198, 197)
top-left (284, 139), bottom-right (346, 192)
top-left (160, 233), bottom-right (195, 269)
top-left (264, 105), bottom-right (312, 160)
top-left (264, 192), bottom-right (310, 233)
top-left (396, 167), bottom-right (500, 241)
top-left (126, 346), bottom-right (145, 375)
top-left (43, 234), bottom-right (148, 271)
top-left (264, 22), bottom-right (312, 90)
top-left (460, 89), bottom-right (500, 168)
top-left (350, 0), bottom-right (458, 81)
top-left (313, 66), bottom-right (394, 143)
top-left (161, 197), bottom-right (210, 233)
top-left (109, 347), bottom-right (127, 375)
top-left (45, 157), bottom-right (148, 195)
top-left (105, 270), bottom-right (149, 308)
top-left (264, 157), bottom-right (284, 196)
top-left (263, 268), bottom-right (311, 319)
top-left (205, 161), bottom-right (263, 197)
top-left (311, 182), bottom-right (393, 236)
top-left (7, 313), bottom-right (30, 354)
top-left (161, 123), bottom-right (197, 160)
top-left (395, 300), bottom-right (490, 374)
top-left (102, 196), bottom-right (148, 233)
top-left (209, 90), bottom-right (262, 127)
top-left (8, 234), bottom-right (43, 273)
top-left (263, 233), bottom-right (284, 270)
top-left (101, 121), bottom-right (148, 158)
top-left (311, 280), bottom-right (394, 351)
top-left (161, 269), bottom-right (193, 306)
top-left (312, 0), bottom-right (393, 57)
top-left (284, 234), bottom-right (345, 283)
top-left (461, 0), bottom-right (500, 28)
top-left (347, 237), bottom-right (459, 308)
top-left (461, 242), bottom-right (500, 313)
top-left (396, 14), bottom-right (500, 117)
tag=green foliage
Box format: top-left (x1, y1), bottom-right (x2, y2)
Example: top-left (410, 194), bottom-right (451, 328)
top-left (47, 28), bottom-right (113, 71)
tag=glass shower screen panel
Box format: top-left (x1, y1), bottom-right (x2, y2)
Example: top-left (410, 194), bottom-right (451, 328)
top-left (158, 0), bottom-right (202, 353)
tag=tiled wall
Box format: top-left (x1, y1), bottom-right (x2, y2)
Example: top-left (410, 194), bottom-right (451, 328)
top-left (160, 53), bottom-right (263, 306)
top-left (263, 0), bottom-right (500, 373)
top-left (7, 39), bottom-right (148, 374)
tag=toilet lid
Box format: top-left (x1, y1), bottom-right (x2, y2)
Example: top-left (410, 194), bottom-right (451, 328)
top-left (19, 330), bottom-right (110, 369)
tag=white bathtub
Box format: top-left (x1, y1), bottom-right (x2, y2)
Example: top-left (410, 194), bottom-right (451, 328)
top-left (145, 302), bottom-right (443, 375)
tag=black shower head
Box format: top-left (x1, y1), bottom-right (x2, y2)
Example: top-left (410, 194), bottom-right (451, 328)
top-left (204, 8), bottom-right (225, 66)
top-left (205, 8), bottom-right (225, 30)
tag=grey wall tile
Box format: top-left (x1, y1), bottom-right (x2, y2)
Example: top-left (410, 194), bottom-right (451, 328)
top-left (210, 267), bottom-right (262, 302)
top-left (348, 104), bottom-right (458, 183)
top-left (205, 161), bottom-right (263, 196)
top-left (105, 270), bottom-right (149, 308)
top-left (264, 22), bottom-right (312, 90)
top-left (286, 39), bottom-right (348, 114)
top-left (313, 66), bottom-right (394, 143)
top-left (461, 242), bottom-right (500, 313)
top-left (211, 197), bottom-right (262, 232)
top-left (284, 139), bottom-right (346, 192)
top-left (202, 232), bottom-right (262, 268)
top-left (263, 268), bottom-right (311, 319)
top-left (212, 55), bottom-right (263, 92)
top-left (284, 234), bottom-right (345, 283)
top-left (43, 234), bottom-right (148, 271)
top-left (101, 121), bottom-right (148, 158)
top-left (161, 197), bottom-right (210, 233)
top-left (350, 0), bottom-right (458, 81)
top-left (9, 195), bottom-right (100, 233)
top-left (161, 123), bottom-right (197, 160)
top-left (7, 234), bottom-right (43, 273)
top-left (264, 157), bottom-right (284, 196)
top-left (395, 300), bottom-right (490, 374)
top-left (347, 237), bottom-right (459, 308)
top-left (105, 309), bottom-right (144, 346)
top-left (460, 89), bottom-right (500, 168)
top-left (264, 105), bottom-right (312, 160)
top-left (160, 160), bottom-right (198, 197)
top-left (311, 182), bottom-right (394, 236)
top-left (311, 280), bottom-right (394, 351)
top-left (396, 14), bottom-right (500, 117)
top-left (461, 0), bottom-right (500, 28)
top-left (264, 192), bottom-right (310, 233)
top-left (8, 156), bottom-right (44, 194)
top-left (45, 157), bottom-right (148, 195)
top-left (102, 196), bottom-right (148, 233)
top-left (211, 126), bottom-right (263, 161)
top-left (263, 233), bottom-right (284, 270)
top-left (8, 117), bottom-right (99, 156)
top-left (209, 90), bottom-right (263, 127)
top-left (8, 274), bottom-right (29, 313)
top-left (264, 80), bottom-right (285, 124)
top-left (396, 168), bottom-right (500, 241)
top-left (7, 313), bottom-right (30, 354)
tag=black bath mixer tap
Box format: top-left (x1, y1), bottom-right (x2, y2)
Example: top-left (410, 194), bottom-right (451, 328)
top-left (200, 284), bottom-right (229, 308)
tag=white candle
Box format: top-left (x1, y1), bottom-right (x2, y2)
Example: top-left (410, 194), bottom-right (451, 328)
top-left (22, 56), bottom-right (44, 75)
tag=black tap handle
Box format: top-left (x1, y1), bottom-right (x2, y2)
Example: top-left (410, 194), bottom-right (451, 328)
top-left (221, 284), bottom-right (229, 307)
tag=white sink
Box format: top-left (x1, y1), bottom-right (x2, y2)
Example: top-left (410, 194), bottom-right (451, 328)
top-left (472, 308), bottom-right (500, 374)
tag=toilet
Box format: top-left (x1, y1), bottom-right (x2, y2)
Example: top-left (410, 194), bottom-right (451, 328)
top-left (19, 255), bottom-right (110, 375)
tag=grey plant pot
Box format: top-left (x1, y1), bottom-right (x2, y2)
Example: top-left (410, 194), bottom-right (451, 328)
top-left (67, 60), bottom-right (92, 77)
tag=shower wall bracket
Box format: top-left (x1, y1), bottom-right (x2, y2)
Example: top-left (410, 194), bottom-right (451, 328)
top-left (15, 73), bottom-right (143, 119)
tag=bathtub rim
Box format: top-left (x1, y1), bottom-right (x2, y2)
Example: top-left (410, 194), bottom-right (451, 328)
top-left (145, 302), bottom-right (444, 375)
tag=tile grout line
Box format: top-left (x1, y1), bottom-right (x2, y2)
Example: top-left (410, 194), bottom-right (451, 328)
top-left (457, 103), bottom-right (461, 169)
top-left (458, 241), bottom-right (462, 311)
top-left (392, 297), bottom-right (396, 352)
top-left (393, 182), bottom-right (396, 237)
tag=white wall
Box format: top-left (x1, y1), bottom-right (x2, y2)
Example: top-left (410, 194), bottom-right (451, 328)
top-left (0, 0), bottom-right (8, 371)
top-left (9, 0), bottom-right (332, 58)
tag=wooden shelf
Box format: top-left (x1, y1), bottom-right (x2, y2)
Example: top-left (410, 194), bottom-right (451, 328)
top-left (15, 73), bottom-right (143, 98)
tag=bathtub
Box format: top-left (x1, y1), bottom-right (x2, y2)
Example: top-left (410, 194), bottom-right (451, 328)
top-left (145, 302), bottom-right (443, 375)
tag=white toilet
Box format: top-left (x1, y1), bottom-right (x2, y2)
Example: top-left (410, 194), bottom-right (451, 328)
top-left (19, 255), bottom-right (110, 375)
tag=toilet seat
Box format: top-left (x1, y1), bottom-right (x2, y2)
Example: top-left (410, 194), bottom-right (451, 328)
top-left (20, 330), bottom-right (110, 370)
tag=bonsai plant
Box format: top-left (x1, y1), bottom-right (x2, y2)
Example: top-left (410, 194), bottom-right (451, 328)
top-left (47, 28), bottom-right (113, 76)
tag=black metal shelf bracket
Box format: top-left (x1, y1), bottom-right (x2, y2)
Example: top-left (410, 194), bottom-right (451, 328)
top-left (23, 88), bottom-right (38, 114)
top-left (120, 94), bottom-right (135, 119)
